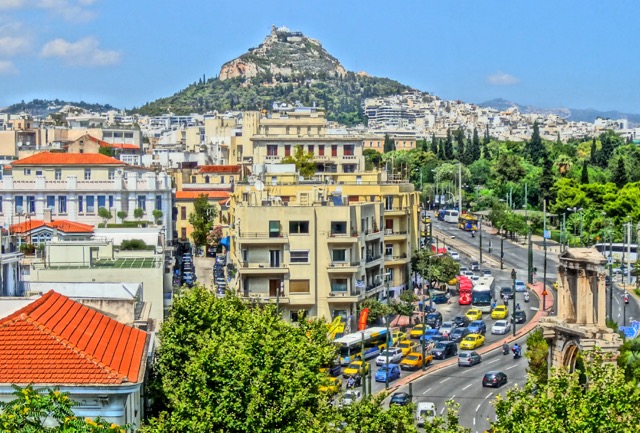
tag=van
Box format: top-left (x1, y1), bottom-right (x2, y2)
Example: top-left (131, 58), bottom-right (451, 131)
top-left (416, 402), bottom-right (436, 427)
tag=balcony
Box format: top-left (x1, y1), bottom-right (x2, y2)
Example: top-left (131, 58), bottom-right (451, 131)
top-left (239, 232), bottom-right (288, 244)
top-left (384, 207), bottom-right (409, 216)
top-left (384, 230), bottom-right (408, 241)
top-left (365, 282), bottom-right (385, 296)
top-left (384, 253), bottom-right (410, 265)
top-left (327, 289), bottom-right (365, 302)
top-left (242, 292), bottom-right (290, 304)
top-left (238, 262), bottom-right (289, 275)
top-left (327, 261), bottom-right (361, 273)
top-left (364, 254), bottom-right (383, 268)
top-left (327, 232), bottom-right (359, 243)
top-left (265, 155), bottom-right (282, 162)
top-left (364, 228), bottom-right (383, 242)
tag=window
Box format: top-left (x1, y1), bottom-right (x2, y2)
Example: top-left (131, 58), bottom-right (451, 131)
top-left (385, 196), bottom-right (393, 211)
top-left (289, 221), bottom-right (309, 234)
top-left (24, 196), bottom-right (34, 213)
top-left (78, 196), bottom-right (83, 213)
top-left (385, 244), bottom-right (394, 256)
top-left (137, 195), bottom-right (146, 211)
top-left (284, 145), bottom-right (291, 157)
top-left (181, 206), bottom-right (187, 220)
top-left (23, 169), bottom-right (31, 176)
top-left (290, 250), bottom-right (309, 263)
top-left (332, 249), bottom-right (346, 262)
top-left (86, 196), bottom-right (95, 213)
top-left (0, 197), bottom-right (3, 213)
top-left (108, 169), bottom-right (115, 180)
top-left (15, 196), bottom-right (23, 213)
top-left (344, 145), bottom-right (354, 156)
top-left (319, 145), bottom-right (325, 156)
top-left (308, 145), bottom-right (314, 154)
top-left (330, 221), bottom-right (347, 235)
top-left (55, 169), bottom-right (62, 180)
top-left (289, 280), bottom-right (310, 294)
top-left (267, 145), bottom-right (278, 156)
top-left (290, 309), bottom-right (308, 321)
top-left (269, 221), bottom-right (281, 237)
top-left (181, 227), bottom-right (187, 239)
top-left (84, 169), bottom-right (91, 180)
top-left (97, 195), bottom-right (106, 209)
top-left (108, 195), bottom-right (114, 209)
top-left (58, 196), bottom-right (67, 214)
top-left (204, 175), bottom-right (210, 184)
top-left (191, 176), bottom-right (196, 183)
top-left (155, 195), bottom-right (162, 211)
top-left (221, 176), bottom-right (225, 184)
top-left (331, 145), bottom-right (338, 157)
top-left (331, 279), bottom-right (348, 292)
top-left (35, 170), bottom-right (42, 176)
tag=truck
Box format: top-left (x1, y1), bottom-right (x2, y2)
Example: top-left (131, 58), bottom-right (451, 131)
top-left (457, 275), bottom-right (473, 305)
top-left (399, 351), bottom-right (433, 371)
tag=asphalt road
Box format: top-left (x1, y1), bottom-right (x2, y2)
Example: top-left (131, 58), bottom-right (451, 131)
top-left (610, 277), bottom-right (640, 328)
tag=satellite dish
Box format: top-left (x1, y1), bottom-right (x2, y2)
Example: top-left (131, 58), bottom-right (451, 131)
top-left (254, 180), bottom-right (264, 191)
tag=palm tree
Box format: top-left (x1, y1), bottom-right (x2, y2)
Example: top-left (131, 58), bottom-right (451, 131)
top-left (555, 155), bottom-right (573, 177)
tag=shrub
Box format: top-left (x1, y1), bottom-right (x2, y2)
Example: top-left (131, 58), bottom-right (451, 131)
top-left (121, 239), bottom-right (147, 250)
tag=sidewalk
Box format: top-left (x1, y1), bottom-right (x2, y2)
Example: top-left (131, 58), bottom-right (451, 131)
top-left (484, 225), bottom-right (561, 255)
top-left (384, 281), bottom-right (554, 394)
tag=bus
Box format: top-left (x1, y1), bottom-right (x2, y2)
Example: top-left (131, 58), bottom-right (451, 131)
top-left (594, 243), bottom-right (638, 264)
top-left (458, 275), bottom-right (473, 305)
top-left (334, 327), bottom-right (389, 365)
top-left (458, 215), bottom-right (478, 232)
top-left (472, 276), bottom-right (495, 313)
top-left (443, 210), bottom-right (460, 224)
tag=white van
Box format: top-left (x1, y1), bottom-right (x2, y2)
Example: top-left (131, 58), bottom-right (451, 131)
top-left (416, 402), bottom-right (436, 427)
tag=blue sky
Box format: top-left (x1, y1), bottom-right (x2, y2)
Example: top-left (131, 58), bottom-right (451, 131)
top-left (1, 0), bottom-right (638, 113)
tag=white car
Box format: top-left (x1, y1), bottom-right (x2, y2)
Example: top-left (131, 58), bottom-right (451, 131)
top-left (470, 275), bottom-right (480, 285)
top-left (340, 390), bottom-right (362, 406)
top-left (462, 270), bottom-right (475, 278)
top-left (450, 252), bottom-right (461, 261)
top-left (438, 321), bottom-right (457, 337)
top-left (515, 280), bottom-right (527, 292)
top-left (376, 347), bottom-right (403, 366)
top-left (491, 320), bottom-right (512, 335)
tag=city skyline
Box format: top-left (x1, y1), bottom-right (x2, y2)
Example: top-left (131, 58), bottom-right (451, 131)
top-left (0, 0), bottom-right (638, 113)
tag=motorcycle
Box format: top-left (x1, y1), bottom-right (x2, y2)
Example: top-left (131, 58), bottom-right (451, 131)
top-left (502, 345), bottom-right (510, 356)
top-left (524, 292), bottom-right (530, 303)
top-left (512, 347), bottom-right (522, 359)
top-left (471, 231), bottom-right (476, 238)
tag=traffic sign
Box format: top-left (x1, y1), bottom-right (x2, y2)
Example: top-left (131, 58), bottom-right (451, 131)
top-left (544, 230), bottom-right (551, 239)
top-left (541, 289), bottom-right (548, 296)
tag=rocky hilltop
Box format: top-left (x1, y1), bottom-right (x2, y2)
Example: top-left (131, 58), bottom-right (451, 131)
top-left (219, 25), bottom-right (347, 81)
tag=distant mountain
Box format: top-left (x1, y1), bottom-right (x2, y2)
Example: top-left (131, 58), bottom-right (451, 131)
top-left (0, 98), bottom-right (117, 117)
top-left (135, 26), bottom-right (413, 125)
top-left (478, 98), bottom-right (640, 126)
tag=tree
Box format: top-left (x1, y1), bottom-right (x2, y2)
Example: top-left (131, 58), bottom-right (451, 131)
top-left (580, 160), bottom-right (589, 184)
top-left (391, 290), bottom-right (417, 325)
top-left (525, 329), bottom-right (548, 385)
top-left (134, 207), bottom-right (144, 222)
top-left (152, 209), bottom-right (164, 225)
top-left (493, 350), bottom-right (640, 433)
top-left (598, 130), bottom-right (623, 168)
top-left (98, 207), bottom-right (112, 227)
top-left (0, 384), bottom-right (126, 432)
top-left (358, 298), bottom-right (392, 325)
top-left (117, 210), bottom-right (127, 223)
top-left (188, 194), bottom-right (217, 248)
top-left (454, 129), bottom-right (466, 163)
top-left (336, 394), bottom-right (419, 433)
top-left (469, 127), bottom-right (481, 162)
top-left (363, 148), bottom-right (382, 170)
top-left (612, 157), bottom-right (628, 188)
top-left (430, 133), bottom-right (438, 154)
top-left (282, 145), bottom-right (317, 178)
top-left (443, 129), bottom-right (454, 160)
top-left (383, 133), bottom-right (395, 153)
top-left (618, 335), bottom-right (640, 382)
top-left (525, 121), bottom-right (545, 164)
top-left (539, 151), bottom-right (555, 202)
top-left (143, 285), bottom-right (338, 433)
top-left (422, 400), bottom-right (470, 433)
top-left (410, 249), bottom-right (460, 288)
top-left (590, 137), bottom-right (598, 164)
top-left (98, 146), bottom-right (114, 157)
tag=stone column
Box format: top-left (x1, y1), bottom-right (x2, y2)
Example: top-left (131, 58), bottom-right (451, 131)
top-left (597, 272), bottom-right (607, 329)
top-left (577, 269), bottom-right (588, 324)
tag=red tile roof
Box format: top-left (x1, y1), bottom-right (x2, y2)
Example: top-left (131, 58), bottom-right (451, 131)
top-left (0, 291), bottom-right (148, 385)
top-left (175, 191), bottom-right (231, 200)
top-left (198, 165), bottom-right (241, 174)
top-left (10, 219), bottom-right (94, 234)
top-left (12, 152), bottom-right (126, 166)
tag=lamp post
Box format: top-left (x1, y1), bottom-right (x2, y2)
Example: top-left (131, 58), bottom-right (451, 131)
top-left (511, 269), bottom-right (517, 336)
top-left (500, 225), bottom-right (505, 270)
top-left (384, 272), bottom-right (391, 389)
top-left (542, 199), bottom-right (548, 311)
top-left (567, 207), bottom-right (583, 247)
top-left (479, 218), bottom-right (483, 264)
top-left (561, 212), bottom-right (567, 252)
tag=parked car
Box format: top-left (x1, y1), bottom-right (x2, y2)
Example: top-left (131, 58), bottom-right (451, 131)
top-left (515, 280), bottom-right (527, 292)
top-left (425, 311), bottom-right (443, 328)
top-left (431, 293), bottom-right (449, 304)
top-left (389, 392), bottom-right (411, 406)
top-left (449, 327), bottom-right (470, 343)
top-left (432, 341), bottom-right (458, 360)
top-left (513, 310), bottom-right (527, 324)
top-left (467, 320), bottom-right (487, 335)
top-left (452, 315), bottom-right (469, 328)
top-left (416, 402), bottom-right (436, 427)
top-left (470, 261), bottom-right (480, 271)
top-left (500, 287), bottom-right (514, 299)
top-left (482, 371), bottom-right (508, 388)
top-left (375, 363), bottom-right (401, 382)
top-left (491, 320), bottom-right (512, 335)
top-left (458, 351), bottom-right (481, 367)
top-left (376, 348), bottom-right (403, 366)
top-left (438, 321), bottom-right (457, 338)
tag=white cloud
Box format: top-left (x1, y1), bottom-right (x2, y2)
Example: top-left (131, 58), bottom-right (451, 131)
top-left (0, 1), bottom-right (26, 10)
top-left (0, 35), bottom-right (29, 56)
top-left (487, 71), bottom-right (520, 86)
top-left (0, 59), bottom-right (18, 74)
top-left (40, 37), bottom-right (121, 67)
top-left (0, 0), bottom-right (96, 21)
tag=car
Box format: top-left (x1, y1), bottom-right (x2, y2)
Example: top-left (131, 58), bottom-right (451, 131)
top-left (319, 377), bottom-right (342, 395)
top-left (491, 305), bottom-right (509, 320)
top-left (491, 320), bottom-right (512, 335)
top-left (515, 280), bottom-right (527, 292)
top-left (397, 339), bottom-right (419, 356)
top-left (458, 350), bottom-right (482, 367)
top-left (467, 320), bottom-right (487, 335)
top-left (449, 327), bottom-right (470, 343)
top-left (439, 321), bottom-right (457, 338)
top-left (462, 270), bottom-right (475, 278)
top-left (470, 261), bottom-right (480, 271)
top-left (500, 287), bottom-right (514, 299)
top-left (452, 315), bottom-right (470, 328)
top-left (416, 402), bottom-right (436, 427)
top-left (215, 255), bottom-right (226, 265)
top-left (432, 341), bottom-right (458, 360)
top-left (339, 390), bottom-right (361, 407)
top-left (320, 363), bottom-right (342, 377)
top-left (409, 324), bottom-right (429, 339)
top-left (482, 269), bottom-right (492, 276)
top-left (470, 275), bottom-right (480, 284)
top-left (343, 361), bottom-right (369, 378)
top-left (431, 293), bottom-right (449, 304)
top-left (460, 333), bottom-right (485, 350)
top-left (459, 266), bottom-right (469, 273)
top-left (400, 352), bottom-right (432, 371)
top-left (482, 371), bottom-right (508, 388)
top-left (376, 348), bottom-right (403, 366)
top-left (389, 392), bottom-right (411, 406)
top-left (425, 311), bottom-right (443, 328)
top-left (375, 363), bottom-right (401, 382)
top-left (447, 276), bottom-right (458, 285)
top-left (450, 252), bottom-right (461, 261)
top-left (466, 308), bottom-right (483, 321)
top-left (421, 329), bottom-right (442, 343)
top-left (513, 310), bottom-right (527, 324)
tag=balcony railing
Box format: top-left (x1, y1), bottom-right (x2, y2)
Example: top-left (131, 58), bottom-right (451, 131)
top-left (240, 262), bottom-right (288, 269)
top-left (364, 229), bottom-right (381, 235)
top-left (384, 253), bottom-right (408, 261)
top-left (365, 254), bottom-right (382, 263)
top-left (384, 230), bottom-right (407, 236)
top-left (329, 231), bottom-right (359, 237)
top-left (329, 289), bottom-right (363, 297)
top-left (240, 232), bottom-right (288, 239)
top-left (328, 261), bottom-right (361, 268)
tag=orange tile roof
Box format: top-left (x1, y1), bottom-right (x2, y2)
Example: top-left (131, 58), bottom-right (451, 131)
top-left (0, 291), bottom-right (148, 385)
top-left (198, 165), bottom-right (241, 174)
top-left (10, 219), bottom-right (94, 234)
top-left (12, 152), bottom-right (126, 166)
top-left (175, 191), bottom-right (231, 200)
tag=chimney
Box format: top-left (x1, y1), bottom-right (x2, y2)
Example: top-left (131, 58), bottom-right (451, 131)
top-left (43, 208), bottom-right (52, 223)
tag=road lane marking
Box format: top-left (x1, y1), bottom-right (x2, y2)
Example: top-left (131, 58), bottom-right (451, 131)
top-left (451, 394), bottom-right (456, 400)
top-left (506, 365), bottom-right (518, 370)
top-left (422, 387), bottom-right (432, 395)
top-left (440, 407), bottom-right (445, 414)
top-left (615, 297), bottom-right (620, 305)
top-left (485, 392), bottom-right (494, 399)
top-left (476, 404), bottom-right (481, 412)
top-left (473, 417), bottom-right (476, 425)
top-left (463, 383), bottom-right (473, 390)
top-left (439, 377), bottom-right (450, 384)
top-left (487, 359), bottom-right (500, 364)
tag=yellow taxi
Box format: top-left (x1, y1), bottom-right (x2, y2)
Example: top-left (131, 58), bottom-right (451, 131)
top-left (460, 333), bottom-right (485, 350)
top-left (422, 217), bottom-right (432, 224)
top-left (448, 277), bottom-right (458, 285)
top-left (343, 360), bottom-right (369, 378)
top-left (409, 323), bottom-right (429, 339)
top-left (392, 330), bottom-right (407, 345)
top-left (319, 377), bottom-right (342, 395)
top-left (553, 281), bottom-right (558, 290)
top-left (400, 351), bottom-right (433, 371)
top-left (398, 339), bottom-right (419, 356)
top-left (491, 305), bottom-right (509, 320)
top-left (466, 308), bottom-right (483, 321)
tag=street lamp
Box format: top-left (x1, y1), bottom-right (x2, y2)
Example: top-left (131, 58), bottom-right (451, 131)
top-left (384, 272), bottom-right (391, 389)
top-left (511, 269), bottom-right (517, 336)
top-left (567, 207), bottom-right (584, 247)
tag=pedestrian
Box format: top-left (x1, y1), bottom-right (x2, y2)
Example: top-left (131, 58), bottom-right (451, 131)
top-left (503, 295), bottom-right (508, 305)
top-left (491, 300), bottom-right (497, 310)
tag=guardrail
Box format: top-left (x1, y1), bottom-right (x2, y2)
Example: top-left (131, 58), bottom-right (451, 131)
top-left (240, 232), bottom-right (288, 239)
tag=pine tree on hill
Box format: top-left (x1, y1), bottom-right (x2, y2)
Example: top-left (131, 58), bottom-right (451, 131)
top-left (455, 128), bottom-right (466, 163)
top-left (590, 137), bottom-right (597, 164)
top-left (612, 157), bottom-right (628, 188)
top-left (580, 160), bottom-right (590, 184)
top-left (383, 134), bottom-right (395, 152)
top-left (526, 121), bottom-right (545, 164)
top-left (430, 133), bottom-right (437, 154)
top-left (471, 127), bottom-right (481, 161)
top-left (443, 129), bottom-right (454, 160)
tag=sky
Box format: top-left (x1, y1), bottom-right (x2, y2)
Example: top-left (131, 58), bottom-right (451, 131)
top-left (0, 0), bottom-right (638, 113)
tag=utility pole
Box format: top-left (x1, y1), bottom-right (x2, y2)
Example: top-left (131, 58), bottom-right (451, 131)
top-left (608, 219), bottom-right (613, 321)
top-left (385, 275), bottom-right (390, 389)
top-left (511, 269), bottom-right (517, 336)
top-left (542, 200), bottom-right (548, 311)
top-left (458, 162), bottom-right (462, 213)
top-left (361, 332), bottom-right (366, 396)
top-left (500, 225), bottom-right (504, 270)
top-left (479, 218), bottom-right (483, 263)
top-left (525, 184), bottom-right (533, 285)
top-left (628, 221), bottom-right (633, 287)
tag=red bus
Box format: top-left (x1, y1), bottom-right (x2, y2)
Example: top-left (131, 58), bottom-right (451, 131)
top-left (458, 275), bottom-right (473, 305)
top-left (431, 245), bottom-right (447, 255)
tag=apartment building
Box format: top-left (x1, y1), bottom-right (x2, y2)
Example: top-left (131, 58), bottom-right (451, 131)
top-left (66, 134), bottom-right (142, 165)
top-left (175, 191), bottom-right (230, 241)
top-left (1, 152), bottom-right (173, 241)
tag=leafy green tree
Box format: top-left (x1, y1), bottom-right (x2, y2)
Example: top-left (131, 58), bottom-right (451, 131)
top-left (443, 129), bottom-right (454, 160)
top-left (391, 289), bottom-right (416, 324)
top-left (98, 146), bottom-right (114, 157)
top-left (98, 207), bottom-right (112, 227)
top-left (358, 298), bottom-right (392, 325)
top-left (0, 384), bottom-right (126, 432)
top-left (525, 121), bottom-right (545, 164)
top-left (282, 145), bottom-right (316, 178)
top-left (117, 210), bottom-right (127, 223)
top-left (590, 137), bottom-right (598, 164)
top-left (612, 157), bottom-right (628, 188)
top-left (383, 133), bottom-right (395, 152)
top-left (422, 400), bottom-right (470, 433)
top-left (410, 249), bottom-right (459, 288)
top-left (454, 129), bottom-right (466, 163)
top-left (144, 285), bottom-right (337, 433)
top-left (470, 127), bottom-right (481, 162)
top-left (580, 160), bottom-right (590, 184)
top-left (336, 394), bottom-right (419, 433)
top-left (525, 329), bottom-right (548, 385)
top-left (539, 151), bottom-right (555, 202)
top-left (493, 153), bottom-right (526, 184)
top-left (618, 335), bottom-right (640, 381)
top-left (430, 133), bottom-right (438, 154)
top-left (152, 209), bottom-right (164, 225)
top-left (482, 125), bottom-right (491, 158)
top-left (598, 130), bottom-right (623, 168)
top-left (133, 207), bottom-right (144, 222)
top-left (493, 350), bottom-right (640, 433)
top-left (363, 148), bottom-right (382, 170)
top-left (188, 194), bottom-right (217, 247)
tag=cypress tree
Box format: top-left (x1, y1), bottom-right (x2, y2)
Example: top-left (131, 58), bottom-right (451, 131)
top-left (430, 133), bottom-right (438, 154)
top-left (383, 134), bottom-right (394, 153)
top-left (590, 137), bottom-right (597, 164)
top-left (444, 129), bottom-right (454, 160)
top-left (612, 158), bottom-right (628, 188)
top-left (526, 121), bottom-right (545, 164)
top-left (580, 160), bottom-right (589, 184)
top-left (455, 128), bottom-right (466, 162)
